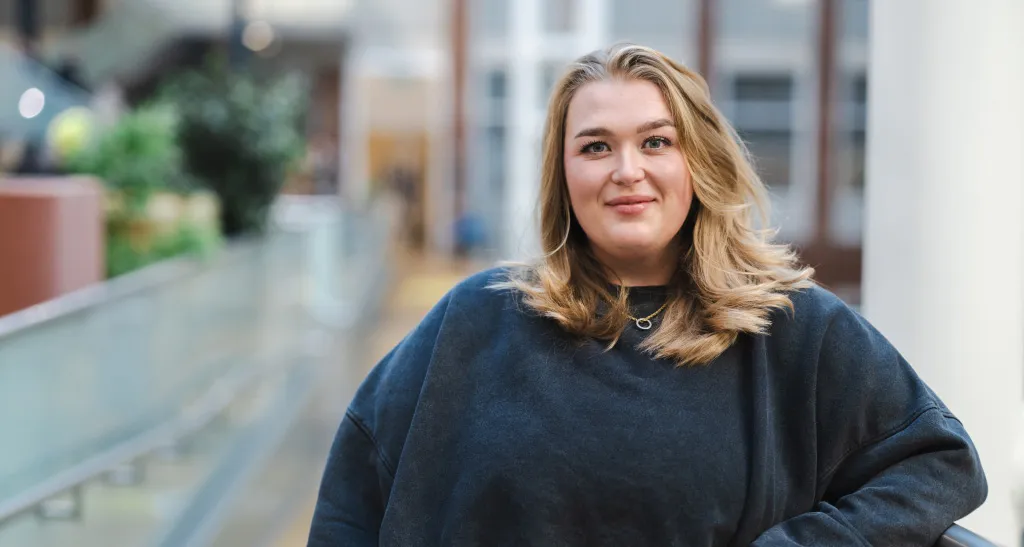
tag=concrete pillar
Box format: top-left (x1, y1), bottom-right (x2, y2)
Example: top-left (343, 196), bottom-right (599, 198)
top-left (504, 0), bottom-right (542, 259)
top-left (861, 2), bottom-right (1024, 543)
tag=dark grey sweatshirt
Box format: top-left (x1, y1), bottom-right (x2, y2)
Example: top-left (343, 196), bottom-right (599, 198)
top-left (308, 268), bottom-right (986, 546)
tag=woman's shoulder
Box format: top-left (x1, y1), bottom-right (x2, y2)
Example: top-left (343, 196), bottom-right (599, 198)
top-left (346, 267), bottom-right (519, 431)
top-left (445, 265), bottom-right (522, 313)
top-left (787, 281), bottom-right (851, 317)
top-left (768, 281), bottom-right (861, 343)
top-left (450, 265), bottom-right (512, 295)
top-left (767, 281), bottom-right (906, 382)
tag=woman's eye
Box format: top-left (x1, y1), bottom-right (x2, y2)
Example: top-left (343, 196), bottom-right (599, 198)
top-left (643, 137), bottom-right (672, 149)
top-left (581, 141), bottom-right (610, 154)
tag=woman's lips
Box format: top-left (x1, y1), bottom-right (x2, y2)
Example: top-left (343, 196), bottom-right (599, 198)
top-left (606, 196), bottom-right (654, 215)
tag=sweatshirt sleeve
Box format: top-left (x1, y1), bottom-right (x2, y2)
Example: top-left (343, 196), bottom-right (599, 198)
top-left (306, 412), bottom-right (389, 546)
top-left (307, 292), bottom-right (452, 546)
top-left (752, 290), bottom-right (988, 546)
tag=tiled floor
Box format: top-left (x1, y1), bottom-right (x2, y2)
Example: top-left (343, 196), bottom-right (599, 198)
top-left (272, 250), bottom-right (482, 547)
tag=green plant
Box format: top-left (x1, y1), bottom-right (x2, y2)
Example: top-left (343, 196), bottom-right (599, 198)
top-left (65, 103), bottom-right (222, 278)
top-left (160, 59), bottom-right (308, 236)
top-left (65, 104), bottom-right (188, 212)
top-left (104, 220), bottom-right (222, 278)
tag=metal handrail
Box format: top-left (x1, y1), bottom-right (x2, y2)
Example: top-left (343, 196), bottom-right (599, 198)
top-left (0, 236), bottom-right (257, 342)
top-left (937, 524), bottom-right (999, 547)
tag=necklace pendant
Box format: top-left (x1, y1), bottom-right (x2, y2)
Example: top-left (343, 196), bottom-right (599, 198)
top-left (635, 318), bottom-right (653, 330)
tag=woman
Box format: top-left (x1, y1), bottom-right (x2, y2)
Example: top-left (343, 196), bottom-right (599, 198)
top-left (308, 44), bottom-right (986, 546)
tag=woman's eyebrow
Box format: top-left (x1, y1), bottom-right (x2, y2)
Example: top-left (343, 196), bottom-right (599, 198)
top-left (574, 126), bottom-right (612, 139)
top-left (573, 118), bottom-right (675, 139)
top-left (636, 118), bottom-right (675, 133)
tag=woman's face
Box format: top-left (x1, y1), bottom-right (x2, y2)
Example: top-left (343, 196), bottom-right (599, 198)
top-left (563, 78), bottom-right (694, 271)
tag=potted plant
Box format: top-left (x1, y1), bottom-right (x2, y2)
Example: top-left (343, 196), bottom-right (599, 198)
top-left (159, 60), bottom-right (308, 237)
top-left (64, 104), bottom-right (222, 277)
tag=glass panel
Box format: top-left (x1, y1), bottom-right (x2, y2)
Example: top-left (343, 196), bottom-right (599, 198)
top-left (732, 73), bottom-right (794, 130)
top-left (837, 72), bottom-right (867, 192)
top-left (0, 238), bottom-right (299, 504)
top-left (0, 202), bottom-right (394, 545)
top-left (734, 75), bottom-right (794, 102)
top-left (488, 69), bottom-right (507, 99)
top-left (741, 129), bottom-right (793, 189)
top-left (731, 74), bottom-right (795, 188)
top-left (482, 125), bottom-right (506, 251)
top-left (848, 128), bottom-right (865, 190)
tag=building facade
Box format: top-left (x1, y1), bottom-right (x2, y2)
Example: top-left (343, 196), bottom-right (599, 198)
top-left (463, 0), bottom-right (868, 299)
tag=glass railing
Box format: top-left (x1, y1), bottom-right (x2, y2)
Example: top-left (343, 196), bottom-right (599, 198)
top-left (0, 196), bottom-right (397, 546)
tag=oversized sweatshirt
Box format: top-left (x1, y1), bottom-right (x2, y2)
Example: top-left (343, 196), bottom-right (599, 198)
top-left (308, 268), bottom-right (987, 546)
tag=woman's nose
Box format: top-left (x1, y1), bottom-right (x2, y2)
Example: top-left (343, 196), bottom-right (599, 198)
top-left (611, 149), bottom-right (645, 186)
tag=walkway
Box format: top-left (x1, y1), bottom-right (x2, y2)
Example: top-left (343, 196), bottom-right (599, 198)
top-left (272, 249), bottom-right (482, 546)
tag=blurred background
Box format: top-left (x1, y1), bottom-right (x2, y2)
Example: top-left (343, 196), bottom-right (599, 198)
top-left (0, 0), bottom-right (1020, 545)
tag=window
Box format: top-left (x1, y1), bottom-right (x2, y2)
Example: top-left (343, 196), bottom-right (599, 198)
top-left (486, 125), bottom-right (506, 188)
top-left (483, 125), bottom-right (506, 246)
top-left (852, 74), bottom-right (868, 104)
top-left (740, 129), bottom-right (792, 189)
top-left (487, 70), bottom-right (507, 99)
top-left (484, 69), bottom-right (507, 125)
top-left (849, 129), bottom-right (866, 190)
top-left (734, 75), bottom-right (793, 102)
top-left (732, 74), bottom-right (795, 188)
top-left (847, 74), bottom-right (868, 190)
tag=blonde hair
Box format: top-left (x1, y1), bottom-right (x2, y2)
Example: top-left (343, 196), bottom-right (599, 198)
top-left (493, 43), bottom-right (814, 366)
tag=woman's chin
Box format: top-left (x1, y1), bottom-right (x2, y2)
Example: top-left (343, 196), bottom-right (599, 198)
top-left (603, 236), bottom-right (664, 256)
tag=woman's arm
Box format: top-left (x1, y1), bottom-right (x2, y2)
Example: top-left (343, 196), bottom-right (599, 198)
top-left (752, 408), bottom-right (985, 546)
top-left (307, 412), bottom-right (390, 546)
top-left (307, 291), bottom-right (454, 546)
top-left (754, 289), bottom-right (987, 546)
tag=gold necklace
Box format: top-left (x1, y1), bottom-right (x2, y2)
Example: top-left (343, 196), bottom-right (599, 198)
top-left (627, 301), bottom-right (669, 331)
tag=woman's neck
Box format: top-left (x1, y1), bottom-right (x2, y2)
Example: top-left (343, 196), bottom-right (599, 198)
top-left (594, 245), bottom-right (680, 287)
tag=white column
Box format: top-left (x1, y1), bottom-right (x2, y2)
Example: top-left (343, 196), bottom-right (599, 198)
top-left (341, 49), bottom-right (371, 207)
top-left (862, 2), bottom-right (1024, 544)
top-left (504, 0), bottom-right (543, 259)
top-left (574, 0), bottom-right (609, 55)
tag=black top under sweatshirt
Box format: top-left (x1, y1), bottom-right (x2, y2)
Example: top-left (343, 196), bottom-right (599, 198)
top-left (308, 268), bottom-right (987, 546)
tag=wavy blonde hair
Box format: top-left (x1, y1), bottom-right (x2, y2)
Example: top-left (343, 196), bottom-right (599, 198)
top-left (493, 43), bottom-right (814, 366)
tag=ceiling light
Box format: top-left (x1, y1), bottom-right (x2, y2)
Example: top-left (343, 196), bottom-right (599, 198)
top-left (19, 88), bottom-right (45, 119)
top-left (242, 20), bottom-right (275, 52)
